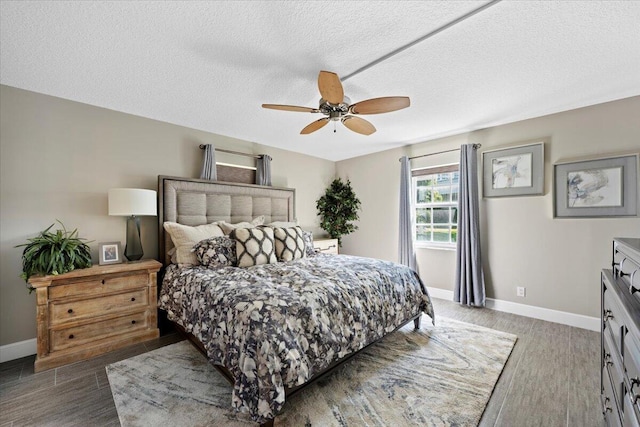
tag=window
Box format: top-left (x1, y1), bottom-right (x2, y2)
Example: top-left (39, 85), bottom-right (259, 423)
top-left (412, 164), bottom-right (459, 247)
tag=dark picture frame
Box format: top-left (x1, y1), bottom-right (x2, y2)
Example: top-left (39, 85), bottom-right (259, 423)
top-left (99, 241), bottom-right (123, 265)
top-left (482, 142), bottom-right (544, 198)
top-left (553, 154), bottom-right (638, 218)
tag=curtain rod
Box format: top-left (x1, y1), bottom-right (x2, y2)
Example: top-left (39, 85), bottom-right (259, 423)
top-left (400, 144), bottom-right (482, 162)
top-left (199, 145), bottom-right (263, 159)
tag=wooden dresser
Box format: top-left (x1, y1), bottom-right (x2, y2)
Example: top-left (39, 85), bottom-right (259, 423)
top-left (29, 259), bottom-right (162, 372)
top-left (313, 238), bottom-right (339, 255)
top-left (601, 238), bottom-right (640, 426)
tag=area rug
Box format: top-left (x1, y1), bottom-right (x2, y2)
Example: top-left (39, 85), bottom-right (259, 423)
top-left (107, 316), bottom-right (516, 427)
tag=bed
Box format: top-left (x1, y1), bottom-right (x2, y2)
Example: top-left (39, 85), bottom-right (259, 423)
top-left (156, 176), bottom-right (434, 425)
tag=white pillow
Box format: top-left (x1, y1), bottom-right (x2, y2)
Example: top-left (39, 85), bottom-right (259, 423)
top-left (163, 221), bottom-right (224, 265)
top-left (219, 216), bottom-right (265, 235)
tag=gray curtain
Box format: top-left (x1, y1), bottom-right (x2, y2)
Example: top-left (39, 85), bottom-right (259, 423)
top-left (199, 144), bottom-right (217, 181)
top-left (455, 144), bottom-right (486, 306)
top-left (399, 156), bottom-right (417, 271)
top-left (256, 155), bottom-right (272, 186)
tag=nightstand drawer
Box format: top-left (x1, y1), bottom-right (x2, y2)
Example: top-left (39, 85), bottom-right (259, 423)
top-left (313, 238), bottom-right (338, 254)
top-left (50, 311), bottom-right (148, 351)
top-left (49, 273), bottom-right (148, 300)
top-left (50, 289), bottom-right (148, 325)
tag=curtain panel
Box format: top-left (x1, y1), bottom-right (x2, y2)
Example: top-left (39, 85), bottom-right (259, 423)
top-left (399, 156), bottom-right (417, 271)
top-left (454, 144), bottom-right (486, 306)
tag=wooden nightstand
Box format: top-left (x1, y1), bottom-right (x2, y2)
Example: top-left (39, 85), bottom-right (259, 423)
top-left (313, 238), bottom-right (339, 255)
top-left (29, 259), bottom-right (161, 372)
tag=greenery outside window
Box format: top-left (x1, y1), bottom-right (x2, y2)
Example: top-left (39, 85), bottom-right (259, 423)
top-left (412, 164), bottom-right (459, 248)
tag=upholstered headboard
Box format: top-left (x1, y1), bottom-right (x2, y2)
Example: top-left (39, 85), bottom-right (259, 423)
top-left (158, 176), bottom-right (295, 266)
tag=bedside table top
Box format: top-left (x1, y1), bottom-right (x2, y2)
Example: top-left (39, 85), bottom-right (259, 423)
top-left (28, 259), bottom-right (162, 288)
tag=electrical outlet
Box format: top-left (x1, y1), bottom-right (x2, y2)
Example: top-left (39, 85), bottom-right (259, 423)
top-left (517, 287), bottom-right (526, 297)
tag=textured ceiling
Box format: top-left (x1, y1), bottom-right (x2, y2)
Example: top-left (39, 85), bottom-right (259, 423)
top-left (1, 1), bottom-right (639, 161)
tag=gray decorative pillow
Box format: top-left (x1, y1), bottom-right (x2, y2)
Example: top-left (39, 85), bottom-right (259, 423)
top-left (192, 236), bottom-right (237, 268)
top-left (302, 230), bottom-right (317, 257)
top-left (273, 226), bottom-right (306, 262)
top-left (231, 227), bottom-right (277, 267)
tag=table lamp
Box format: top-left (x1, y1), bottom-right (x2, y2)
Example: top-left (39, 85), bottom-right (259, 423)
top-left (108, 188), bottom-right (157, 261)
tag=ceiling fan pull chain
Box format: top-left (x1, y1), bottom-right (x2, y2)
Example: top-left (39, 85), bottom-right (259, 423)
top-left (334, 121), bottom-right (337, 133)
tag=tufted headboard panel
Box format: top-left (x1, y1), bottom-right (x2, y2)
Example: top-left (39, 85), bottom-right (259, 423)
top-left (158, 176), bottom-right (295, 266)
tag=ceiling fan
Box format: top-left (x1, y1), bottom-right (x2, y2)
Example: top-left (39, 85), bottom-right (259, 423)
top-left (262, 71), bottom-right (410, 136)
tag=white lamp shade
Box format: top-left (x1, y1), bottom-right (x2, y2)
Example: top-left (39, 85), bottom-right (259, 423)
top-left (108, 188), bottom-right (157, 216)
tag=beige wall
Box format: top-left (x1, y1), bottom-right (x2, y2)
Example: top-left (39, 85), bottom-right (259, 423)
top-left (336, 96), bottom-right (640, 318)
top-left (0, 85), bottom-right (335, 346)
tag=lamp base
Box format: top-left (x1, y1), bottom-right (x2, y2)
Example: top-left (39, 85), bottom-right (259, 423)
top-left (125, 216), bottom-right (143, 261)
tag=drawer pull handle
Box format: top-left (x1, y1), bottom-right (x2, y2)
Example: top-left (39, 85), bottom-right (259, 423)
top-left (68, 334), bottom-right (74, 339)
top-left (101, 279), bottom-right (105, 285)
top-left (67, 309), bottom-right (73, 314)
top-left (603, 397), bottom-right (612, 414)
top-left (630, 270), bottom-right (638, 294)
top-left (603, 310), bottom-right (614, 321)
top-left (131, 320), bottom-right (136, 324)
top-left (604, 352), bottom-right (613, 367)
top-left (131, 297), bottom-right (136, 302)
top-left (631, 377), bottom-right (640, 391)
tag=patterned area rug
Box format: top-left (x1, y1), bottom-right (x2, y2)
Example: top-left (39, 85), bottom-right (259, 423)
top-left (107, 316), bottom-right (516, 427)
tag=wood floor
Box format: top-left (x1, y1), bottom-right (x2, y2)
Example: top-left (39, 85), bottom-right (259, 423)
top-left (0, 298), bottom-right (604, 427)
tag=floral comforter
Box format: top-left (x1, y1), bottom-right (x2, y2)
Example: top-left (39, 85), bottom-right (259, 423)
top-left (158, 254), bottom-right (434, 422)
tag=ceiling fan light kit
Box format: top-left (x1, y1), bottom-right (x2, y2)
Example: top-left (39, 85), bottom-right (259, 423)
top-left (262, 70), bottom-right (410, 136)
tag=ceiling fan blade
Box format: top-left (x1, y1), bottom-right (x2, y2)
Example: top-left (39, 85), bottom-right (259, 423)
top-left (262, 104), bottom-right (320, 113)
top-left (342, 116), bottom-right (376, 136)
top-left (300, 117), bottom-right (330, 134)
top-left (318, 71), bottom-right (344, 105)
top-left (350, 96), bottom-right (410, 115)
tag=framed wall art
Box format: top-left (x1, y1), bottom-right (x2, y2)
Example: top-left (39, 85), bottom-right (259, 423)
top-left (482, 142), bottom-right (544, 197)
top-left (99, 241), bottom-right (123, 265)
top-left (553, 154), bottom-right (638, 218)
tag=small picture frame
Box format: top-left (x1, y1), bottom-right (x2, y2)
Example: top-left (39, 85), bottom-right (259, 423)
top-left (482, 142), bottom-right (544, 198)
top-left (554, 154), bottom-right (638, 218)
top-left (99, 242), bottom-right (123, 265)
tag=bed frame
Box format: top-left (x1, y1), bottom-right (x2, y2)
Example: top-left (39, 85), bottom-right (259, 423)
top-left (157, 175), bottom-right (421, 426)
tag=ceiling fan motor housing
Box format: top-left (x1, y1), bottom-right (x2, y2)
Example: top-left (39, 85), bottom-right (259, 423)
top-left (319, 96), bottom-right (350, 120)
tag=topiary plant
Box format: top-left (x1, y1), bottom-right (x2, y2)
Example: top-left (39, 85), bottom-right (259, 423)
top-left (316, 178), bottom-right (361, 246)
top-left (17, 221), bottom-right (93, 292)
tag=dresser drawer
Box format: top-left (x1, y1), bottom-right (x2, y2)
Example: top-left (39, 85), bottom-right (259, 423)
top-left (48, 273), bottom-right (149, 301)
top-left (623, 381), bottom-right (640, 427)
top-left (313, 238), bottom-right (338, 254)
top-left (50, 311), bottom-right (148, 352)
top-left (50, 289), bottom-right (148, 325)
top-left (605, 330), bottom-right (625, 407)
top-left (603, 367), bottom-right (623, 427)
top-left (603, 273), bottom-right (625, 352)
top-left (625, 332), bottom-right (640, 410)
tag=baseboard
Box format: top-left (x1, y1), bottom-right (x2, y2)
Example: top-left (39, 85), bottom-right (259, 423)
top-left (427, 287), bottom-right (600, 332)
top-left (0, 338), bottom-right (37, 363)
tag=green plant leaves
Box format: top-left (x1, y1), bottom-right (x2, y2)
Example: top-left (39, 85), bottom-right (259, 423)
top-left (16, 220), bottom-right (93, 292)
top-left (316, 178), bottom-right (361, 246)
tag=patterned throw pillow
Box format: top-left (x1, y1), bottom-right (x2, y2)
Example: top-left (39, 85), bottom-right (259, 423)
top-left (273, 226), bottom-right (306, 262)
top-left (192, 236), bottom-right (237, 268)
top-left (231, 227), bottom-right (277, 267)
top-left (302, 230), bottom-right (317, 257)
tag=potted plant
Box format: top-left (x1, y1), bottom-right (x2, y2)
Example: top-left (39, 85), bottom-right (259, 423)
top-left (17, 221), bottom-right (92, 292)
top-left (316, 178), bottom-right (361, 246)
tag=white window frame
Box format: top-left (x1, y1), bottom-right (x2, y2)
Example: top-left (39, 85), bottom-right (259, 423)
top-left (412, 164), bottom-right (459, 250)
